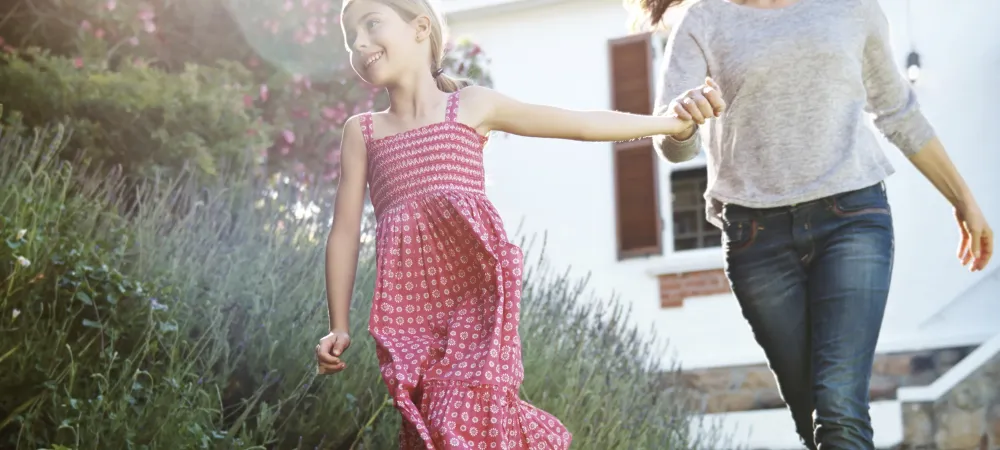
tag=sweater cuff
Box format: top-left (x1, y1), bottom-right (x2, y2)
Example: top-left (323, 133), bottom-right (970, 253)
top-left (654, 128), bottom-right (702, 162)
top-left (883, 110), bottom-right (936, 156)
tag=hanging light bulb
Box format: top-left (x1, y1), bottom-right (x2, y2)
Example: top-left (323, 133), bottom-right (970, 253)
top-left (906, 50), bottom-right (921, 84)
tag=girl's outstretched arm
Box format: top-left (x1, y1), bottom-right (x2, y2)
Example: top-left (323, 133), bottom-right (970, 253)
top-left (461, 86), bottom-right (691, 142)
top-left (316, 115), bottom-right (367, 374)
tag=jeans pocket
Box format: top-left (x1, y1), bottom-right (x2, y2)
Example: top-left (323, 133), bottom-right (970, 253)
top-left (723, 218), bottom-right (758, 253)
top-left (830, 183), bottom-right (890, 217)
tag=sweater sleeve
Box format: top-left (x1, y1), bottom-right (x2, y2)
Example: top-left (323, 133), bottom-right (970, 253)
top-left (862, 0), bottom-right (936, 156)
top-left (652, 12), bottom-right (707, 163)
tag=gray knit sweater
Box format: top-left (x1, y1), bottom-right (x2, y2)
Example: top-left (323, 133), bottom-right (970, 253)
top-left (653, 0), bottom-right (936, 227)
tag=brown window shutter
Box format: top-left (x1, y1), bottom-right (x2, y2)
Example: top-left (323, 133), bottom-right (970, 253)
top-left (613, 138), bottom-right (662, 258)
top-left (609, 33), bottom-right (654, 115)
top-left (609, 33), bottom-right (661, 259)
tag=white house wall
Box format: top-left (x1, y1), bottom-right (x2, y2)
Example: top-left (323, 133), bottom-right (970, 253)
top-left (446, 0), bottom-right (1000, 371)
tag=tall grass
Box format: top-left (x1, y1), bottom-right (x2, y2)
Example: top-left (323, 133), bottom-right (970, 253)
top-left (0, 121), bottom-right (732, 449)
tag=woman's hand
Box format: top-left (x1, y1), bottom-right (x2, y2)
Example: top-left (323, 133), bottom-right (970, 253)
top-left (669, 77), bottom-right (726, 137)
top-left (954, 201), bottom-right (993, 271)
top-left (316, 330), bottom-right (352, 374)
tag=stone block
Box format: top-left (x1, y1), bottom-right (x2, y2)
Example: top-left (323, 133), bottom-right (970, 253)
top-left (934, 407), bottom-right (985, 449)
top-left (902, 402), bottom-right (935, 446)
top-left (705, 391), bottom-right (756, 413)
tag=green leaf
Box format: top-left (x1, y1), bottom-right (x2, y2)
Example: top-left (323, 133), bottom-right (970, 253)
top-left (75, 291), bottom-right (93, 305)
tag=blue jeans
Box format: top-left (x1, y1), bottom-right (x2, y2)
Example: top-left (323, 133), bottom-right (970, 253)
top-left (721, 182), bottom-right (894, 450)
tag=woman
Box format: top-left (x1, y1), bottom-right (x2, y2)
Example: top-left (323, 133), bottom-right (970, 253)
top-left (637, 0), bottom-right (994, 448)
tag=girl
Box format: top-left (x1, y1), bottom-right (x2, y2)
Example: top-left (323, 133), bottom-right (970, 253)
top-left (635, 0), bottom-right (993, 448)
top-left (315, 0), bottom-right (695, 448)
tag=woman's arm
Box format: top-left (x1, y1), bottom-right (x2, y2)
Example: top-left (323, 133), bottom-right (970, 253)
top-left (906, 138), bottom-right (992, 270)
top-left (461, 86), bottom-right (691, 142)
top-left (861, 0), bottom-right (936, 157)
top-left (862, 2), bottom-right (992, 270)
top-left (651, 11), bottom-right (709, 162)
top-left (324, 116), bottom-right (368, 333)
top-left (906, 138), bottom-right (972, 208)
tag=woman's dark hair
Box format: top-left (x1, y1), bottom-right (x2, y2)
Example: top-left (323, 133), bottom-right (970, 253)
top-left (635, 0), bottom-right (685, 27)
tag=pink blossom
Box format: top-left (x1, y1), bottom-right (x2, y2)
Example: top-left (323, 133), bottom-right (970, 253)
top-left (243, 95), bottom-right (254, 108)
top-left (94, 28), bottom-right (106, 39)
top-left (128, 36), bottom-right (139, 46)
top-left (80, 20), bottom-right (92, 31)
top-left (137, 10), bottom-right (155, 22)
top-left (144, 21), bottom-right (156, 34)
top-left (282, 130), bottom-right (295, 144)
top-left (73, 57), bottom-right (84, 68)
top-left (106, 0), bottom-right (117, 11)
top-left (260, 84), bottom-right (269, 101)
top-left (283, 0), bottom-right (294, 11)
top-left (321, 107), bottom-right (337, 120)
top-left (280, 146), bottom-right (291, 155)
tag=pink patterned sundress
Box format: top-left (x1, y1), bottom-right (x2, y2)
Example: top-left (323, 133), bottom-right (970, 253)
top-left (359, 90), bottom-right (572, 450)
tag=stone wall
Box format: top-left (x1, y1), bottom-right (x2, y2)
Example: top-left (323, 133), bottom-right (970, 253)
top-left (676, 346), bottom-right (975, 414)
top-left (899, 350), bottom-right (1000, 450)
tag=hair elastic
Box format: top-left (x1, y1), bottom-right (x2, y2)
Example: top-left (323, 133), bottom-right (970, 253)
top-left (432, 68), bottom-right (445, 78)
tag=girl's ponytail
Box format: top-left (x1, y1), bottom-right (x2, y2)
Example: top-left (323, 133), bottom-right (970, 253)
top-left (433, 68), bottom-right (471, 93)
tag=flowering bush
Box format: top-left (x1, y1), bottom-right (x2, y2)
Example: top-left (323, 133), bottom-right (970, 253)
top-left (0, 47), bottom-right (269, 184)
top-left (0, 0), bottom-right (493, 187)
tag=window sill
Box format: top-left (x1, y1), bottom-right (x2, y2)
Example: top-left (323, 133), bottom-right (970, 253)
top-left (645, 247), bottom-right (724, 277)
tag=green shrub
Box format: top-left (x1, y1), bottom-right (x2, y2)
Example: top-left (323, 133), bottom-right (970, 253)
top-left (0, 121), bottom-right (732, 449)
top-left (0, 0), bottom-right (493, 187)
top-left (0, 47), bottom-right (271, 184)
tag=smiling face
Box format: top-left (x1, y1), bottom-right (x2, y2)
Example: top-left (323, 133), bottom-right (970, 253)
top-left (341, 0), bottom-right (433, 87)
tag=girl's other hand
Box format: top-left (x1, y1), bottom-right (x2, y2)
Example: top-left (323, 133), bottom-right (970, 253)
top-left (316, 330), bottom-right (352, 374)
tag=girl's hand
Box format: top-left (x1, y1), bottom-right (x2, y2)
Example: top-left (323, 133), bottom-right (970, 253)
top-left (316, 330), bottom-right (352, 374)
top-left (954, 201), bottom-right (993, 271)
top-left (669, 77), bottom-right (726, 134)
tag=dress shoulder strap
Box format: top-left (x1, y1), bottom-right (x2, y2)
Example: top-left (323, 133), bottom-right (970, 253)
top-left (444, 90), bottom-right (461, 122)
top-left (359, 112), bottom-right (374, 146)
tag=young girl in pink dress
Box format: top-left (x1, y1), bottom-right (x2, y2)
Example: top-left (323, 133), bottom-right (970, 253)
top-left (315, 0), bottom-right (701, 448)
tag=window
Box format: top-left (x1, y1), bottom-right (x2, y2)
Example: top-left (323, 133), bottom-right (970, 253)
top-left (608, 33), bottom-right (662, 260)
top-left (608, 30), bottom-right (721, 258)
top-left (670, 168), bottom-right (721, 250)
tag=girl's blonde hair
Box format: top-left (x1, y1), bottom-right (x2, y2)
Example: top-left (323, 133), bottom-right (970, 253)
top-left (343, 0), bottom-right (471, 93)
